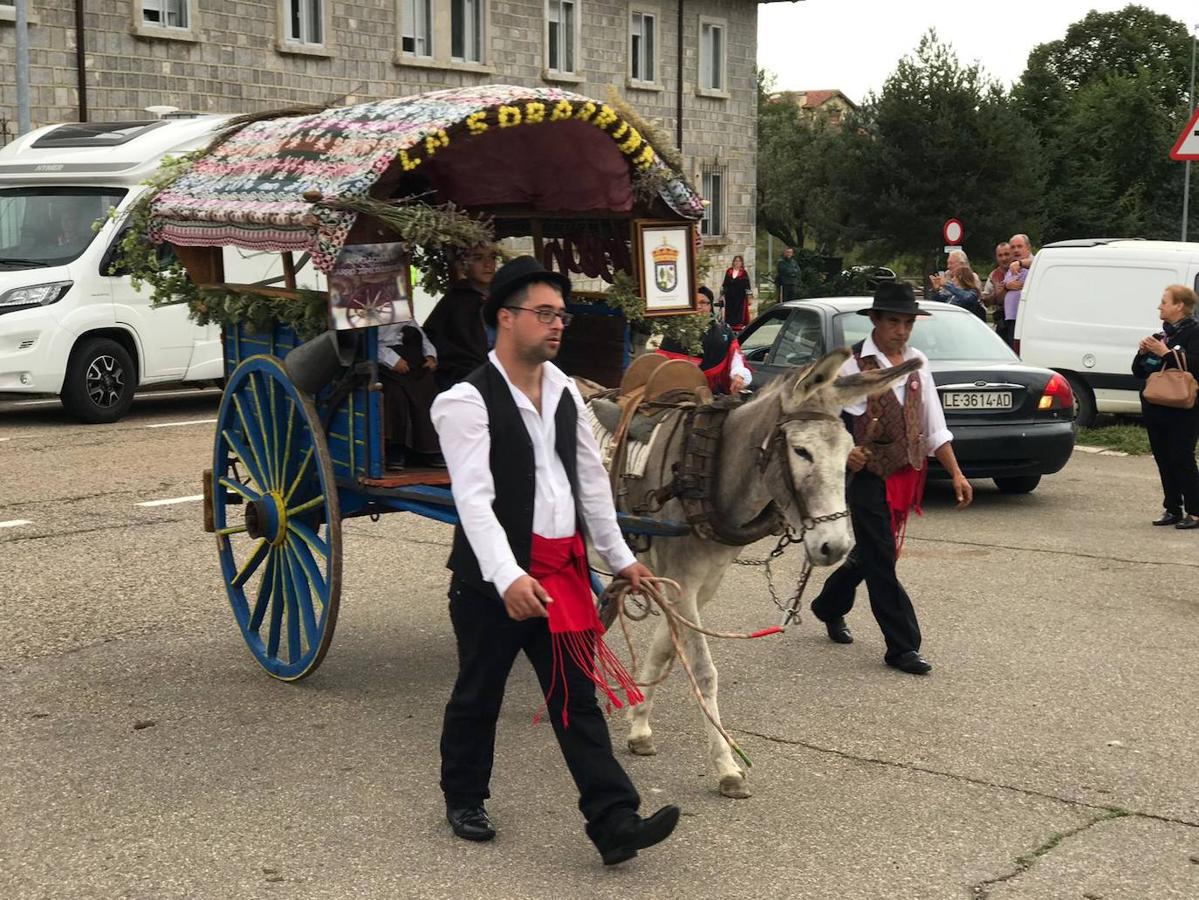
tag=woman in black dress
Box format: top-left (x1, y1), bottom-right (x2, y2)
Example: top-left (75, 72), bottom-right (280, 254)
top-left (1133, 284), bottom-right (1199, 528)
top-left (719, 254), bottom-right (753, 332)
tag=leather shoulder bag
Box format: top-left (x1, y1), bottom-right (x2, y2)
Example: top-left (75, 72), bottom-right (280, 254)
top-left (1143, 348), bottom-right (1198, 409)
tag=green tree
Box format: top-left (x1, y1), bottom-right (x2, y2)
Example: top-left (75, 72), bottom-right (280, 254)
top-left (1016, 4), bottom-right (1195, 240)
top-left (839, 32), bottom-right (1046, 271)
top-left (755, 70), bottom-right (848, 252)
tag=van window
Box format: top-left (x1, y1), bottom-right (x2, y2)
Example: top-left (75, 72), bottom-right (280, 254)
top-left (1031, 262), bottom-right (1180, 329)
top-left (0, 187), bottom-right (127, 269)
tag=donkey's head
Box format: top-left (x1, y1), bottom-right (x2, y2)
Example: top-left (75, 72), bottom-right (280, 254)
top-left (767, 348), bottom-right (923, 566)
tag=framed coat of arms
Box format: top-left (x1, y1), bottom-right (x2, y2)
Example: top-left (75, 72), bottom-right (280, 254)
top-left (633, 220), bottom-right (697, 316)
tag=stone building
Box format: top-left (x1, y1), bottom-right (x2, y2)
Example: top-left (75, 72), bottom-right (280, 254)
top-left (1, 0), bottom-right (777, 273)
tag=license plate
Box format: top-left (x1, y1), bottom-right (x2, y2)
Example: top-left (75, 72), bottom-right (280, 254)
top-left (941, 391), bottom-right (1013, 410)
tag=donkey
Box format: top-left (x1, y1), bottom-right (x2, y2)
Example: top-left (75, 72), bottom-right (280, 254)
top-left (597, 348), bottom-right (920, 798)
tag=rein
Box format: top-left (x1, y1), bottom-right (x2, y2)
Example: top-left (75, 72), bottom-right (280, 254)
top-left (754, 406), bottom-right (850, 534)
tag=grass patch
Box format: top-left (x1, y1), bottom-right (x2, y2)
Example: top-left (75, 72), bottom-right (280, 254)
top-left (1077, 424), bottom-right (1150, 455)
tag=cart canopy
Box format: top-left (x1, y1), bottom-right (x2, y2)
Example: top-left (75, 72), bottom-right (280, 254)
top-left (149, 85), bottom-right (703, 272)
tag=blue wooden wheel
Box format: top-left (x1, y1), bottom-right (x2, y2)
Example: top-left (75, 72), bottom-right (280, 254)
top-left (212, 355), bottom-right (342, 680)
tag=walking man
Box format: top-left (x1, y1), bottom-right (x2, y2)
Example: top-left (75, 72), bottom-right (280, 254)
top-left (810, 283), bottom-right (973, 675)
top-left (431, 256), bottom-right (680, 864)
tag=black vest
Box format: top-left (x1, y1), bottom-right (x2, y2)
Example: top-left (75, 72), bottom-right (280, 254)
top-left (446, 362), bottom-right (580, 600)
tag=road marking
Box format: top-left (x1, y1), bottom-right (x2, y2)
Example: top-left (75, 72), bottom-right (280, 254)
top-left (0, 519), bottom-right (32, 529)
top-left (137, 495), bottom-right (204, 507)
top-left (145, 418), bottom-right (218, 429)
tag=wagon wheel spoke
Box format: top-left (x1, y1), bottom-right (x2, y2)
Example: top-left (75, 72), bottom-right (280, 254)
top-left (213, 354), bottom-right (342, 682)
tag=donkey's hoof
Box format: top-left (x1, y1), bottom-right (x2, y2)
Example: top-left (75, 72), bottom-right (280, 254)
top-left (628, 735), bottom-right (658, 756)
top-left (718, 775), bottom-right (752, 799)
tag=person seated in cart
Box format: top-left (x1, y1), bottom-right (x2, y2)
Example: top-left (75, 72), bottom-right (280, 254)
top-left (378, 316), bottom-right (444, 469)
top-left (423, 241), bottom-right (499, 389)
top-left (656, 286), bottom-right (752, 394)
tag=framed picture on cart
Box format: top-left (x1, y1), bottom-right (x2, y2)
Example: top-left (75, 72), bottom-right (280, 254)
top-left (633, 220), bottom-right (697, 316)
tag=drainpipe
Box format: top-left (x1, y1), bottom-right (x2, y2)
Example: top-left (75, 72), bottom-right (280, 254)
top-left (675, 0), bottom-right (684, 152)
top-left (15, 0), bottom-right (31, 133)
top-left (75, 0), bottom-right (89, 121)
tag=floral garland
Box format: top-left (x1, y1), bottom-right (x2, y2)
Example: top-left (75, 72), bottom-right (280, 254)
top-left (590, 272), bottom-right (708, 354)
top-left (395, 97), bottom-right (659, 176)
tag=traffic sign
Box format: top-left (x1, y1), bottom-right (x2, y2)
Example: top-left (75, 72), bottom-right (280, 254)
top-left (943, 219), bottom-right (964, 245)
top-left (1169, 107), bottom-right (1199, 161)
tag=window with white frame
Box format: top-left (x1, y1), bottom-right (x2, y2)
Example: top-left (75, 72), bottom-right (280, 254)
top-left (547, 0), bottom-right (577, 74)
top-left (630, 10), bottom-right (656, 83)
top-left (700, 166), bottom-right (725, 238)
top-left (287, 0), bottom-right (323, 45)
top-left (451, 0), bottom-right (483, 62)
top-left (699, 19), bottom-right (725, 92)
top-left (401, 0), bottom-right (433, 56)
top-left (142, 0), bottom-right (190, 28)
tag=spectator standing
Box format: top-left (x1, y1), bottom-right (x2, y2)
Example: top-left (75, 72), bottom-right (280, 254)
top-left (1000, 234), bottom-right (1034, 347)
top-left (981, 242), bottom-right (1012, 330)
top-left (931, 265), bottom-right (986, 320)
top-left (720, 254), bottom-right (754, 332)
top-left (1132, 284), bottom-right (1199, 529)
top-left (775, 247), bottom-right (802, 302)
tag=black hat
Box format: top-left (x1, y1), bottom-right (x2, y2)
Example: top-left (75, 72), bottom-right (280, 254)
top-left (856, 281), bottom-right (931, 317)
top-left (483, 256), bottom-right (572, 327)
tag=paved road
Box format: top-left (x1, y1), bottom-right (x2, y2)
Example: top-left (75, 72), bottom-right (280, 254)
top-left (2, 395), bottom-right (1197, 899)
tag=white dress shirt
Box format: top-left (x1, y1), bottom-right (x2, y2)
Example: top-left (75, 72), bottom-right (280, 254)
top-left (377, 319), bottom-right (437, 370)
top-left (838, 333), bottom-right (954, 454)
top-left (430, 351), bottom-right (637, 598)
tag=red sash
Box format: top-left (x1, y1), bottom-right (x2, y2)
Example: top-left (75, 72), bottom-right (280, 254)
top-left (885, 465), bottom-right (927, 557)
top-left (528, 534), bottom-right (643, 726)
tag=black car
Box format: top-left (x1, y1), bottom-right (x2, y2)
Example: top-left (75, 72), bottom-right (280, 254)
top-left (738, 297), bottom-right (1076, 494)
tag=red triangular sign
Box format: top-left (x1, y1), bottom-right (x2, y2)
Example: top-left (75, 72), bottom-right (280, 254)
top-left (1170, 107), bottom-right (1199, 161)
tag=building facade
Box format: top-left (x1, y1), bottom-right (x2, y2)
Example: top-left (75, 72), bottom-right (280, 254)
top-left (0, 0), bottom-right (767, 275)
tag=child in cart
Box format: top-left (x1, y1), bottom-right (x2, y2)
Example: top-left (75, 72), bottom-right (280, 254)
top-left (378, 316), bottom-right (445, 470)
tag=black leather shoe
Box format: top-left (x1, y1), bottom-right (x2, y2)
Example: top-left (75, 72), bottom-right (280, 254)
top-left (1176, 516), bottom-right (1199, 530)
top-left (1153, 511), bottom-right (1181, 526)
top-left (596, 805), bottom-right (681, 866)
top-left (823, 616), bottom-right (853, 644)
top-left (886, 651), bottom-right (932, 675)
top-left (446, 805), bottom-right (496, 842)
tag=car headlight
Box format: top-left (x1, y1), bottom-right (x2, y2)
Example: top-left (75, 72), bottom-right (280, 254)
top-left (0, 281), bottom-right (74, 314)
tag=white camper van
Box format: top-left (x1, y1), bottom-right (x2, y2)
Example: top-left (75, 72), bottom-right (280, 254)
top-left (0, 118), bottom-right (313, 423)
top-left (1015, 239), bottom-right (1199, 426)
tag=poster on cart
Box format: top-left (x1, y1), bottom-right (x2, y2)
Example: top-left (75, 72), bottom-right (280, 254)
top-left (634, 220), bottom-right (697, 315)
top-left (328, 242), bottom-right (411, 330)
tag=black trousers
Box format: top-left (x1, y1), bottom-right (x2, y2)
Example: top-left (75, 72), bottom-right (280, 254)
top-left (810, 471), bottom-right (922, 660)
top-left (439, 580), bottom-right (640, 843)
top-left (1145, 409), bottom-right (1199, 516)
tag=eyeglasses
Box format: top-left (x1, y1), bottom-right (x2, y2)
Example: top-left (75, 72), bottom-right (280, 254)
top-left (504, 306), bottom-right (573, 326)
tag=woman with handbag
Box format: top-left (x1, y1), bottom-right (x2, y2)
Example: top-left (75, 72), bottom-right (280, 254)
top-left (1132, 284), bottom-right (1199, 528)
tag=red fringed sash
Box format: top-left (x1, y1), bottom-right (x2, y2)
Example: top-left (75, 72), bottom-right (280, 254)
top-left (528, 534), bottom-right (644, 726)
top-left (885, 465), bottom-right (927, 557)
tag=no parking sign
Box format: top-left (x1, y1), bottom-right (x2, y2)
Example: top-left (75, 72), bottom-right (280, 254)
top-left (943, 218), bottom-right (964, 251)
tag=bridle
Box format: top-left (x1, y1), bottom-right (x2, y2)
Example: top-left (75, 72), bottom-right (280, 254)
top-left (755, 407), bottom-right (851, 534)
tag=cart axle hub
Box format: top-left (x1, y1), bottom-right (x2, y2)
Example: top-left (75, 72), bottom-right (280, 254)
top-left (245, 493), bottom-right (287, 546)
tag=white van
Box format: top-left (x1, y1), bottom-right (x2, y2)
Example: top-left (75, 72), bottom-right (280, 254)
top-left (1015, 239), bottom-right (1199, 426)
top-left (0, 118), bottom-right (313, 423)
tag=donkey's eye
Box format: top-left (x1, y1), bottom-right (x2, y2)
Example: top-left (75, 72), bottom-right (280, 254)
top-left (793, 446), bottom-right (814, 463)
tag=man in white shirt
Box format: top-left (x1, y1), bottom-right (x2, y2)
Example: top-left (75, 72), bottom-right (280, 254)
top-left (809, 284), bottom-right (973, 675)
top-left (430, 256), bottom-right (679, 865)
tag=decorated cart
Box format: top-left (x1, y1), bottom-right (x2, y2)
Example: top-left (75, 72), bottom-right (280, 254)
top-left (137, 85), bottom-right (710, 680)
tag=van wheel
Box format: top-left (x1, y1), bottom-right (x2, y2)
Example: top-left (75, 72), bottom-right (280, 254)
top-left (994, 475), bottom-right (1041, 494)
top-left (61, 338), bottom-right (136, 424)
top-left (1063, 373), bottom-right (1096, 427)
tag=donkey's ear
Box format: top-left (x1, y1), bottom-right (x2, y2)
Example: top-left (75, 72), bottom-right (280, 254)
top-left (830, 356), bottom-right (922, 408)
top-left (782, 348), bottom-right (851, 412)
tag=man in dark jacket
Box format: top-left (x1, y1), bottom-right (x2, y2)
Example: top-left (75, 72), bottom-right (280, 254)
top-left (423, 243), bottom-right (496, 388)
top-left (775, 247), bottom-right (802, 302)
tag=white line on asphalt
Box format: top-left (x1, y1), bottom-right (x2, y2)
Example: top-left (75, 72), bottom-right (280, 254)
top-left (145, 418), bottom-right (218, 429)
top-left (0, 519), bottom-right (32, 529)
top-left (136, 495), bottom-right (204, 507)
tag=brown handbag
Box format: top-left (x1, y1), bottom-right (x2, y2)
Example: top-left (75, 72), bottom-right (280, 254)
top-left (1143, 349), bottom-right (1198, 409)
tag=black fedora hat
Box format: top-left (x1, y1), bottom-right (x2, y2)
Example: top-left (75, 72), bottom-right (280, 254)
top-left (856, 281), bottom-right (931, 317)
top-left (483, 256), bottom-right (572, 326)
